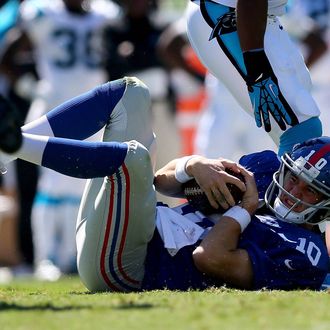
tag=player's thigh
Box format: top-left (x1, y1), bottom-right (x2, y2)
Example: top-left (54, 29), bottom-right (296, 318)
top-left (102, 76), bottom-right (156, 165)
top-left (185, 1), bottom-right (290, 143)
top-left (76, 141), bottom-right (157, 292)
top-left (101, 76), bottom-right (157, 200)
top-left (265, 18), bottom-right (320, 120)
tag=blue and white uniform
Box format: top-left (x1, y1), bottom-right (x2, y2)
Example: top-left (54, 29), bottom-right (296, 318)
top-left (13, 77), bottom-right (329, 291)
top-left (186, 0), bottom-right (322, 155)
top-left (76, 122), bottom-right (328, 291)
top-left (142, 150), bottom-right (329, 291)
top-left (143, 204), bottom-right (329, 291)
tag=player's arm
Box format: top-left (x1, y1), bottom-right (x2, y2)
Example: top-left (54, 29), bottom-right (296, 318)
top-left (192, 167), bottom-right (258, 289)
top-left (154, 156), bottom-right (246, 209)
top-left (326, 223), bottom-right (330, 256)
top-left (237, 0), bottom-right (299, 132)
top-left (154, 158), bottom-right (184, 198)
top-left (236, 0), bottom-right (267, 51)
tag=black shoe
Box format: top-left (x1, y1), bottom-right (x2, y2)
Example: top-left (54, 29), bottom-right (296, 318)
top-left (0, 95), bottom-right (22, 153)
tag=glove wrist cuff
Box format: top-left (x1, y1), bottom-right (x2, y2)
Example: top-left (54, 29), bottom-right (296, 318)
top-left (243, 49), bottom-right (272, 80)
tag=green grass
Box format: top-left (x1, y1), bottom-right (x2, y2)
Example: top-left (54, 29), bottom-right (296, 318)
top-left (0, 276), bottom-right (329, 330)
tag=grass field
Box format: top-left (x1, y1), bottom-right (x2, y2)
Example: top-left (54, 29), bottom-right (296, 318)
top-left (0, 276), bottom-right (329, 330)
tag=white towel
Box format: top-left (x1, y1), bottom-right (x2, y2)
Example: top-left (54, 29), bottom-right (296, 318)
top-left (156, 206), bottom-right (205, 256)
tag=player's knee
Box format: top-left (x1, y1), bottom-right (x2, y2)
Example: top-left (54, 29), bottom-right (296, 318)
top-left (124, 140), bottom-right (156, 190)
top-left (124, 76), bottom-right (150, 94)
top-left (122, 76), bottom-right (151, 115)
top-left (77, 257), bottom-right (109, 292)
top-left (125, 140), bottom-right (152, 169)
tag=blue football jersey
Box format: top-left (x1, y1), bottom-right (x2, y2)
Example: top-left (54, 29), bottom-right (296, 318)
top-left (142, 151), bottom-right (329, 291)
top-left (240, 215), bottom-right (329, 290)
top-left (142, 213), bottom-right (328, 291)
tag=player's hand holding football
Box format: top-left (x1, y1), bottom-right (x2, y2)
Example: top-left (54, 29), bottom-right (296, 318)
top-left (237, 167), bottom-right (259, 215)
top-left (243, 49), bottom-right (298, 132)
top-left (186, 156), bottom-right (246, 210)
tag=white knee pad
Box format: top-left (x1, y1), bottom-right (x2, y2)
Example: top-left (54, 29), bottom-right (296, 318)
top-left (103, 76), bottom-right (157, 170)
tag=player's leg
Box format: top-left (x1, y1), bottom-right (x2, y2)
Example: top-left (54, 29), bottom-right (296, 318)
top-left (264, 17), bottom-right (322, 155)
top-left (186, 1), bottom-right (248, 106)
top-left (1, 133), bottom-right (128, 179)
top-left (186, 1), bottom-right (322, 153)
top-left (0, 77), bottom-right (124, 171)
top-left (185, 1), bottom-right (283, 145)
top-left (21, 77), bottom-right (127, 140)
top-left (102, 77), bottom-right (156, 166)
top-left (7, 77), bottom-right (155, 179)
top-left (76, 141), bottom-right (157, 292)
top-left (0, 77), bottom-right (157, 291)
top-left (1, 77), bottom-right (156, 170)
top-left (76, 78), bottom-right (157, 292)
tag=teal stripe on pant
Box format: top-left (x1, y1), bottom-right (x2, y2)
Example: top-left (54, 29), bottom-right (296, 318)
top-left (200, 0), bottom-right (247, 78)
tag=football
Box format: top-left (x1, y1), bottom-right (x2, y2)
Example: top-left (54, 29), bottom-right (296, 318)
top-left (182, 169), bottom-right (245, 215)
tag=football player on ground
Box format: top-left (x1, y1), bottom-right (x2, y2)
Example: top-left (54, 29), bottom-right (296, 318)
top-left (186, 0), bottom-right (323, 157)
top-left (0, 77), bottom-right (329, 291)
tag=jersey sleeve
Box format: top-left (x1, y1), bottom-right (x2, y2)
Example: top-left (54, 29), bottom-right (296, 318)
top-left (246, 241), bottom-right (328, 290)
top-left (239, 150), bottom-right (280, 199)
top-left (240, 218), bottom-right (329, 290)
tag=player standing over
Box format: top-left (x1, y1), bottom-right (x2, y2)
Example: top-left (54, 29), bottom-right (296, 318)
top-left (0, 77), bottom-right (329, 291)
top-left (0, 0), bottom-right (120, 279)
top-left (186, 0), bottom-right (323, 156)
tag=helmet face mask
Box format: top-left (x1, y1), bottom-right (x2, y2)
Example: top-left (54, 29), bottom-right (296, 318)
top-left (265, 137), bottom-right (330, 226)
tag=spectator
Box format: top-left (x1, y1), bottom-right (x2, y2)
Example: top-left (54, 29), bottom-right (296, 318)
top-left (102, 0), bottom-right (169, 100)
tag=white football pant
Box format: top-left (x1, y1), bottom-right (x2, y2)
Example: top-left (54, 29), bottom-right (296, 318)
top-left (186, 1), bottom-right (320, 146)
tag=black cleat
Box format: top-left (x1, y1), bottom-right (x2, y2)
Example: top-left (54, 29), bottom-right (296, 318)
top-left (0, 95), bottom-right (23, 153)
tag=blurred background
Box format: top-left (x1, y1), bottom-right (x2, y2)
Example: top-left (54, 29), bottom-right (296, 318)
top-left (0, 0), bottom-right (329, 283)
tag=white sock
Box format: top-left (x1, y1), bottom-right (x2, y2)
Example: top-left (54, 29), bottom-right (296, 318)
top-left (22, 115), bottom-right (54, 137)
top-left (14, 133), bottom-right (49, 166)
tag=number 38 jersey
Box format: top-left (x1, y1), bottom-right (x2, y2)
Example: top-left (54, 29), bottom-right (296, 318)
top-left (19, 0), bottom-right (117, 108)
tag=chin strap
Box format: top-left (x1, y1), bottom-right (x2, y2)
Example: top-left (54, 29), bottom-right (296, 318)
top-left (273, 197), bottom-right (307, 224)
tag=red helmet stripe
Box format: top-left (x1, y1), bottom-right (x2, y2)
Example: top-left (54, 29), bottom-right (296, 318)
top-left (309, 144), bottom-right (330, 165)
